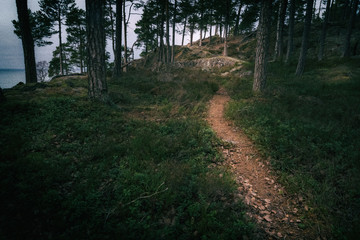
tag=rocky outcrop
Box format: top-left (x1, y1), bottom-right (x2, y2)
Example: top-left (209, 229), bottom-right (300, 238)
top-left (174, 56), bottom-right (242, 71)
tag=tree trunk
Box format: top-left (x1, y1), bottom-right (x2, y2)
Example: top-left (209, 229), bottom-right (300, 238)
top-left (209, 23), bottom-right (212, 43)
top-left (86, 0), bottom-right (108, 102)
top-left (285, 0), bottom-right (295, 63)
top-left (223, 24), bottom-right (228, 56)
top-left (234, 1), bottom-right (243, 36)
top-left (199, 11), bottom-right (203, 47)
top-left (182, 17), bottom-right (187, 46)
top-left (295, 0), bottom-right (314, 76)
top-left (109, 0), bottom-right (116, 56)
top-left (80, 30), bottom-right (83, 73)
top-left (16, 0), bottom-right (37, 83)
top-left (190, 22), bottom-right (194, 46)
top-left (204, 25), bottom-right (207, 40)
top-left (171, 0), bottom-right (177, 63)
top-left (219, 24), bottom-right (222, 42)
top-left (166, 0), bottom-right (170, 63)
top-left (274, 0), bottom-right (288, 60)
top-left (318, 0), bottom-right (331, 61)
top-left (58, 9), bottom-right (64, 75)
top-left (113, 0), bottom-right (123, 79)
top-left (342, 0), bottom-right (359, 57)
top-left (123, 0), bottom-right (128, 72)
top-left (253, 0), bottom-right (272, 93)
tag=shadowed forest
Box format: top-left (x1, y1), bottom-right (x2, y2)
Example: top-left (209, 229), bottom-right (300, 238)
top-left (1, 0), bottom-right (360, 239)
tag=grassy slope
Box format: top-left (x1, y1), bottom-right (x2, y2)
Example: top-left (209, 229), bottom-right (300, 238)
top-left (225, 58), bottom-right (360, 239)
top-left (0, 69), bottom-right (255, 240)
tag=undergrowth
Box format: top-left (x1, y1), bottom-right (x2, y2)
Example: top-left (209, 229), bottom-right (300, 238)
top-left (225, 58), bottom-right (360, 239)
top-left (0, 69), bottom-right (253, 239)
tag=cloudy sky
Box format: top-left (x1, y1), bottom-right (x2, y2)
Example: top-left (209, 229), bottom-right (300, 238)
top-left (0, 0), bottom-right (141, 69)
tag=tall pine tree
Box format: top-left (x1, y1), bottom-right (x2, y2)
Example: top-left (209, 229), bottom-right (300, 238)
top-left (295, 0), bottom-right (314, 76)
top-left (253, 0), bottom-right (272, 92)
top-left (15, 0), bottom-right (37, 83)
top-left (86, 0), bottom-right (108, 102)
top-left (39, 0), bottom-right (75, 75)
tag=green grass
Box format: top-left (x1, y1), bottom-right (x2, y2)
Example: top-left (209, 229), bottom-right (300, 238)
top-left (225, 58), bottom-right (360, 239)
top-left (0, 69), bottom-right (253, 239)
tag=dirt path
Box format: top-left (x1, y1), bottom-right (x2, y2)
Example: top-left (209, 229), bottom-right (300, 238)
top-left (206, 88), bottom-right (318, 240)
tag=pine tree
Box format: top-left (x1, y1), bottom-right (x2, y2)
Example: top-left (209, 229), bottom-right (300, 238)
top-left (274, 0), bottom-right (288, 60)
top-left (295, 0), bottom-right (314, 76)
top-left (253, 0), bottom-right (272, 93)
top-left (15, 0), bottom-right (37, 83)
top-left (113, 0), bottom-right (123, 79)
top-left (12, 10), bottom-right (54, 47)
top-left (318, 0), bottom-right (331, 61)
top-left (39, 0), bottom-right (75, 76)
top-left (86, 0), bottom-right (108, 102)
top-left (66, 6), bottom-right (86, 73)
top-left (342, 0), bottom-right (359, 57)
top-left (285, 0), bottom-right (295, 63)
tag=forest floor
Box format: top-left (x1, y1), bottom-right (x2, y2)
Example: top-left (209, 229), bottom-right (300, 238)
top-left (206, 87), bottom-right (321, 240)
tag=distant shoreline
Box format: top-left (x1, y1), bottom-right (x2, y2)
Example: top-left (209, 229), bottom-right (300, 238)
top-left (0, 69), bottom-right (25, 89)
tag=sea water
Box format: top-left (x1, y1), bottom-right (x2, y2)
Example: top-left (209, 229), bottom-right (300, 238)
top-left (0, 69), bottom-right (25, 89)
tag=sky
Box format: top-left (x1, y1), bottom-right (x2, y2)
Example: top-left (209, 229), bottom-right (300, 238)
top-left (0, 0), bottom-right (142, 69)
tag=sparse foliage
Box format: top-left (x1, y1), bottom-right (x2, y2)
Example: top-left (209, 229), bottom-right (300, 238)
top-left (36, 61), bottom-right (49, 82)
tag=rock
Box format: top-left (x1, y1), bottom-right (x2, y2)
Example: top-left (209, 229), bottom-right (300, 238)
top-left (260, 210), bottom-right (270, 215)
top-left (263, 215), bottom-right (272, 222)
top-left (239, 70), bottom-right (252, 78)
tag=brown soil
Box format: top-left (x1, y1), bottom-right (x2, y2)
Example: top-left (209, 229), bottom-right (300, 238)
top-left (206, 88), bottom-right (321, 240)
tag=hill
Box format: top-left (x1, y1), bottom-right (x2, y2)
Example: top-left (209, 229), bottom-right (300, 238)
top-left (1, 27), bottom-right (360, 239)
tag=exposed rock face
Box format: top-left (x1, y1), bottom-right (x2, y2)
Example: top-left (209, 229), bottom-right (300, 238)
top-left (174, 56), bottom-right (242, 71)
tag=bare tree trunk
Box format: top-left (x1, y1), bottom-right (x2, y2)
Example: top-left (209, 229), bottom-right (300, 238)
top-left (16, 0), bottom-right (37, 83)
top-left (58, 10), bottom-right (64, 75)
top-left (166, 0), bottom-right (170, 63)
top-left (313, 0), bottom-right (317, 19)
top-left (295, 0), bottom-right (314, 76)
top-left (108, 0), bottom-right (116, 56)
top-left (285, 0), bottom-right (295, 63)
top-left (113, 0), bottom-right (123, 79)
top-left (86, 0), bottom-right (108, 102)
top-left (317, 0), bottom-right (321, 18)
top-left (199, 11), bottom-right (203, 47)
top-left (123, 0), bottom-right (128, 72)
top-left (342, 0), bottom-right (359, 57)
top-left (182, 17), bottom-right (187, 46)
top-left (234, 1), bottom-right (243, 36)
top-left (274, 0), bottom-right (288, 60)
top-left (253, 0), bottom-right (272, 93)
top-left (172, 0), bottom-right (177, 63)
top-left (219, 24), bottom-right (222, 42)
top-left (223, 24), bottom-right (228, 56)
top-left (190, 22), bottom-right (194, 46)
top-left (209, 23), bottom-right (212, 43)
top-left (318, 0), bottom-right (331, 60)
top-left (80, 36), bottom-right (84, 73)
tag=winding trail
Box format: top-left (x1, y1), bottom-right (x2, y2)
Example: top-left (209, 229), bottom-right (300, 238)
top-left (206, 88), bottom-right (318, 239)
